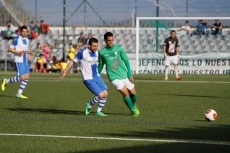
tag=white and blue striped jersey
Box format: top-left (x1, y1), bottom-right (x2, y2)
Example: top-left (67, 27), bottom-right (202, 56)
top-left (73, 48), bottom-right (100, 80)
top-left (10, 35), bottom-right (29, 63)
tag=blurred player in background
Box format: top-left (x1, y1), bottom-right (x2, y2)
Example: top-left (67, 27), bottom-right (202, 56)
top-left (98, 32), bottom-right (139, 117)
top-left (60, 38), bottom-right (108, 116)
top-left (1, 26), bottom-right (34, 98)
top-left (163, 30), bottom-right (182, 81)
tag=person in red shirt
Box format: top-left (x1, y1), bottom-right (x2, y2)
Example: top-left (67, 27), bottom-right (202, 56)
top-left (40, 20), bottom-right (50, 34)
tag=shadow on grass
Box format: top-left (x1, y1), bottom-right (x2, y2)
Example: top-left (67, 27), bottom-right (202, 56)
top-left (73, 125), bottom-right (230, 153)
top-left (156, 93), bottom-right (229, 99)
top-left (5, 107), bottom-right (84, 115)
top-left (0, 95), bottom-right (17, 98)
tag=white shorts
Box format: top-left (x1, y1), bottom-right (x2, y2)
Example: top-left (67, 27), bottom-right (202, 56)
top-left (165, 55), bottom-right (178, 66)
top-left (111, 78), bottom-right (134, 90)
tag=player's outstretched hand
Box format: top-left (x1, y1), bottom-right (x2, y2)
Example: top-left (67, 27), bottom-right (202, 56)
top-left (59, 71), bottom-right (66, 79)
top-left (129, 76), bottom-right (134, 83)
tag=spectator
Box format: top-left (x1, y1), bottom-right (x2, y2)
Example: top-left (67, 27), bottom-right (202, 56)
top-left (34, 21), bottom-right (40, 34)
top-left (211, 19), bottom-right (222, 36)
top-left (40, 42), bottom-right (51, 72)
top-left (7, 20), bottom-right (15, 32)
top-left (5, 25), bottom-right (14, 39)
top-left (34, 54), bottom-right (44, 73)
top-left (29, 29), bottom-right (38, 39)
top-left (66, 43), bottom-right (75, 60)
top-left (15, 26), bottom-right (21, 35)
top-left (191, 20), bottom-right (209, 37)
top-left (180, 21), bottom-right (190, 35)
top-left (77, 32), bottom-right (87, 45)
top-left (34, 43), bottom-right (42, 60)
top-left (86, 33), bottom-right (92, 45)
top-left (29, 21), bottom-right (34, 30)
top-left (40, 20), bottom-right (50, 35)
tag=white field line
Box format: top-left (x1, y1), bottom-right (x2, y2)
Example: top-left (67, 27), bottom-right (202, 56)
top-left (29, 78), bottom-right (230, 84)
top-left (0, 133), bottom-right (230, 146)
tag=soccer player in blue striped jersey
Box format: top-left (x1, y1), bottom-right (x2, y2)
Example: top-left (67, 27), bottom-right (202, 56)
top-left (60, 38), bottom-right (108, 116)
top-left (1, 26), bottom-right (34, 98)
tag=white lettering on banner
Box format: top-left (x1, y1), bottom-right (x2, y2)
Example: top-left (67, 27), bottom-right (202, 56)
top-left (135, 52), bottom-right (230, 75)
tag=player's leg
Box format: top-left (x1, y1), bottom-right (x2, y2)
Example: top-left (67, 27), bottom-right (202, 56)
top-left (95, 90), bottom-right (108, 116)
top-left (16, 62), bottom-right (30, 98)
top-left (172, 55), bottom-right (182, 80)
top-left (124, 78), bottom-right (140, 116)
top-left (95, 76), bottom-right (108, 116)
top-left (1, 62), bottom-right (22, 91)
top-left (112, 79), bottom-right (137, 116)
top-left (164, 56), bottom-right (170, 80)
top-left (83, 79), bottom-right (108, 116)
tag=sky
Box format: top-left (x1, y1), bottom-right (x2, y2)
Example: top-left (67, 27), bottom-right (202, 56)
top-left (14, 0), bottom-right (230, 26)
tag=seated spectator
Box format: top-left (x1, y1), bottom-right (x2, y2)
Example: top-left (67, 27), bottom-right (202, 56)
top-left (33, 21), bottom-right (40, 34)
top-left (86, 33), bottom-right (92, 45)
top-left (34, 43), bottom-right (42, 61)
top-left (5, 25), bottom-right (14, 39)
top-left (211, 19), bottom-right (222, 36)
top-left (7, 20), bottom-right (15, 32)
top-left (15, 26), bottom-right (21, 35)
top-left (191, 20), bottom-right (209, 37)
top-left (180, 21), bottom-right (190, 35)
top-left (77, 32), bottom-right (87, 45)
top-left (47, 56), bottom-right (61, 73)
top-left (66, 43), bottom-right (75, 60)
top-left (34, 54), bottom-right (44, 73)
top-left (40, 42), bottom-right (51, 72)
top-left (40, 20), bottom-right (50, 35)
top-left (29, 29), bottom-right (38, 39)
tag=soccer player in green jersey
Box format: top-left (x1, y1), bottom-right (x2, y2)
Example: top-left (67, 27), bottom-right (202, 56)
top-left (98, 32), bottom-right (139, 117)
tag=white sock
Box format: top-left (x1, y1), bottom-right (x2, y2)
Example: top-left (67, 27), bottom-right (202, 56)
top-left (97, 97), bottom-right (107, 112)
top-left (165, 66), bottom-right (169, 78)
top-left (174, 66), bottom-right (178, 77)
top-left (18, 80), bottom-right (28, 95)
top-left (88, 96), bottom-right (99, 108)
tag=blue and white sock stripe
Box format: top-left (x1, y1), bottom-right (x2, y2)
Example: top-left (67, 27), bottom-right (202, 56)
top-left (19, 80), bottom-right (28, 90)
top-left (98, 97), bottom-right (107, 108)
top-left (90, 96), bottom-right (99, 106)
top-left (10, 76), bottom-right (20, 83)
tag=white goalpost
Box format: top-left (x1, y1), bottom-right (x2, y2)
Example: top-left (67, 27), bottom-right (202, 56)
top-left (135, 17), bottom-right (230, 75)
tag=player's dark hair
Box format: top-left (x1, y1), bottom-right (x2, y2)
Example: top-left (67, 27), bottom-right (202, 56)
top-left (170, 30), bottom-right (176, 34)
top-left (104, 32), bottom-right (113, 40)
top-left (20, 25), bottom-right (28, 31)
top-left (88, 38), bottom-right (98, 45)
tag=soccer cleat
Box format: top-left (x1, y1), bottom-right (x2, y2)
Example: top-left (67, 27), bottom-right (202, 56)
top-left (131, 109), bottom-right (139, 117)
top-left (95, 112), bottom-right (107, 116)
top-left (175, 76), bottom-right (182, 81)
top-left (84, 102), bottom-right (91, 115)
top-left (16, 94), bottom-right (28, 99)
top-left (1, 79), bottom-right (7, 91)
top-left (164, 77), bottom-right (168, 81)
top-left (134, 105), bottom-right (140, 116)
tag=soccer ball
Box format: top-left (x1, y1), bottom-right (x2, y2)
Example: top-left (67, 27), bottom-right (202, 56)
top-left (205, 109), bottom-right (217, 121)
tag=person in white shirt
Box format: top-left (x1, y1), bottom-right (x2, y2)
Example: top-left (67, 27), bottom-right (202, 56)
top-left (180, 21), bottom-right (190, 34)
top-left (1, 26), bottom-right (34, 99)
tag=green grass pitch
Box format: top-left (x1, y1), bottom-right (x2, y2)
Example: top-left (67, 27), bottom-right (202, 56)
top-left (0, 73), bottom-right (230, 153)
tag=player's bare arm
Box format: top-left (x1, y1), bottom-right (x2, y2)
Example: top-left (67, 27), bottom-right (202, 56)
top-left (163, 46), bottom-right (168, 57)
top-left (59, 60), bottom-right (74, 79)
top-left (8, 47), bottom-right (24, 56)
top-left (27, 50), bottom-right (34, 57)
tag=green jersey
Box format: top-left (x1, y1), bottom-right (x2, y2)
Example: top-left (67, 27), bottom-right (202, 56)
top-left (99, 45), bottom-right (131, 81)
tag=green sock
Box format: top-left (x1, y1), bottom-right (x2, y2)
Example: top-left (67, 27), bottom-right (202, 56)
top-left (130, 94), bottom-right (138, 106)
top-left (123, 96), bottom-right (134, 112)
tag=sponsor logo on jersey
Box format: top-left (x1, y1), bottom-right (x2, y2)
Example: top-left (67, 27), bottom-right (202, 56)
top-left (114, 51), bottom-right (117, 55)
